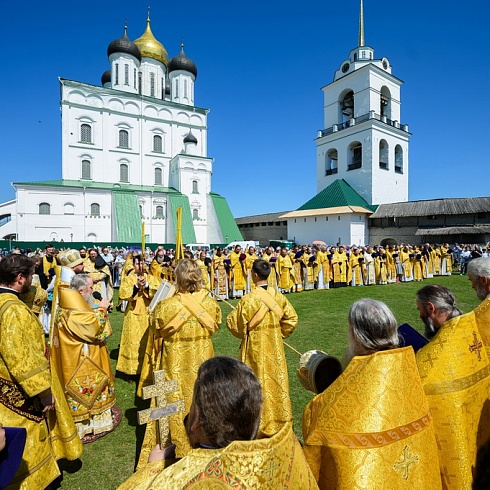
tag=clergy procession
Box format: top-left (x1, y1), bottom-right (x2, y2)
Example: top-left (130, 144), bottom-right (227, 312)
top-left (0, 241), bottom-right (489, 489)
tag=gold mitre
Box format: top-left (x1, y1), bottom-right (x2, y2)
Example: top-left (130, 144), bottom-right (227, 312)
top-left (57, 249), bottom-right (84, 268)
top-left (297, 349), bottom-right (343, 394)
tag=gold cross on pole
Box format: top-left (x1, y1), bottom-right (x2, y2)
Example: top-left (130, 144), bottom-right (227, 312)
top-left (469, 331), bottom-right (483, 361)
top-left (137, 370), bottom-right (185, 447)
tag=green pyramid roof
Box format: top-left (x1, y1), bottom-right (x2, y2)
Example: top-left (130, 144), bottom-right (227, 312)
top-left (297, 179), bottom-right (377, 212)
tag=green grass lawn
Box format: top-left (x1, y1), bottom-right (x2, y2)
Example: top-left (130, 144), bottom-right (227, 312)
top-left (60, 274), bottom-right (480, 489)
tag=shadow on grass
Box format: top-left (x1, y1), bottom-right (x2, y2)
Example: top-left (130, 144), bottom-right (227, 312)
top-left (51, 458), bottom-right (83, 488)
top-left (124, 392), bottom-right (151, 470)
top-left (110, 347), bottom-right (120, 360)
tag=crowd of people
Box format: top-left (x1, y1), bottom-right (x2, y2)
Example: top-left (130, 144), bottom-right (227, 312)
top-left (0, 242), bottom-right (489, 488)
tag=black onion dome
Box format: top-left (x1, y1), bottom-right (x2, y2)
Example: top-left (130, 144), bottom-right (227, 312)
top-left (168, 44), bottom-right (197, 79)
top-left (184, 131), bottom-right (198, 144)
top-left (101, 69), bottom-right (112, 85)
top-left (107, 26), bottom-right (141, 62)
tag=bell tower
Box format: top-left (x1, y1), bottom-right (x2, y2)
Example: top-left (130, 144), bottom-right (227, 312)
top-left (315, 0), bottom-right (410, 205)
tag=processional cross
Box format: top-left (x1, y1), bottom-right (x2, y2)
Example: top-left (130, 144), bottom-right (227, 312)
top-left (137, 370), bottom-right (185, 446)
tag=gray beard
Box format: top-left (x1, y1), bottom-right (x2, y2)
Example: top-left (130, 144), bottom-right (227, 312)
top-left (81, 293), bottom-right (95, 309)
top-left (424, 317), bottom-right (437, 340)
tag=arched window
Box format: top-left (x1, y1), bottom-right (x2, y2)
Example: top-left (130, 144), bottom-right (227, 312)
top-left (64, 203), bottom-right (74, 215)
top-left (380, 86), bottom-right (392, 119)
top-left (192, 208), bottom-right (199, 220)
top-left (155, 167), bottom-right (163, 185)
top-left (120, 163), bottom-right (129, 182)
top-left (340, 90), bottom-right (354, 123)
top-left (90, 203), bottom-right (100, 216)
top-left (39, 202), bottom-right (50, 215)
top-left (348, 142), bottom-right (362, 170)
top-left (395, 145), bottom-right (403, 174)
top-left (155, 205), bottom-right (164, 217)
top-left (119, 130), bottom-right (129, 148)
top-left (379, 140), bottom-right (389, 170)
top-left (81, 159), bottom-right (91, 179)
top-left (80, 124), bottom-right (92, 143)
top-left (153, 135), bottom-right (163, 152)
top-left (325, 149), bottom-right (338, 175)
top-left (192, 180), bottom-right (199, 193)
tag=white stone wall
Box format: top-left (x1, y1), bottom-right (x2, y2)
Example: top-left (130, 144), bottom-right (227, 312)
top-left (286, 213), bottom-right (367, 246)
top-left (60, 80), bottom-right (207, 189)
top-left (169, 70), bottom-right (195, 106)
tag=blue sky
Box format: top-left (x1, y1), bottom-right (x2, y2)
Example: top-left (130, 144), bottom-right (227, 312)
top-left (1, 0), bottom-right (488, 218)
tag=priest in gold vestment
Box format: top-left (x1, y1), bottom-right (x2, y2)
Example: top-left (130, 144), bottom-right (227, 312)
top-left (0, 254), bottom-right (82, 490)
top-left (138, 259), bottom-right (221, 465)
top-left (229, 245), bottom-right (247, 298)
top-left (120, 357), bottom-right (318, 490)
top-left (276, 247), bottom-right (294, 292)
top-left (302, 299), bottom-right (442, 490)
top-left (399, 246), bottom-right (414, 281)
top-left (116, 254), bottom-right (158, 377)
top-left (212, 247), bottom-right (228, 299)
top-left (415, 285), bottom-right (490, 489)
top-left (467, 257), bottom-right (490, 355)
top-left (331, 246), bottom-right (350, 287)
top-left (227, 259), bottom-right (298, 437)
top-left (50, 273), bottom-right (115, 439)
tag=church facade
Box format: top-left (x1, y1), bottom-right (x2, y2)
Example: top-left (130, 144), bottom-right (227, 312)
top-left (0, 17), bottom-right (241, 245)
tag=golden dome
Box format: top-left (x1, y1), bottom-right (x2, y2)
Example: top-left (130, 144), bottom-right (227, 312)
top-left (134, 18), bottom-right (168, 66)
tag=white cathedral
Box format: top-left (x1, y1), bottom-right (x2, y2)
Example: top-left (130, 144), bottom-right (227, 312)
top-left (0, 16), bottom-right (242, 245)
top-left (282, 0), bottom-right (411, 246)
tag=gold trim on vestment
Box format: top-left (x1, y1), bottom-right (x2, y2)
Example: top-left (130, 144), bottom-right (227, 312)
top-left (15, 364), bottom-right (49, 383)
top-left (307, 412), bottom-right (432, 449)
top-left (423, 363), bottom-right (490, 395)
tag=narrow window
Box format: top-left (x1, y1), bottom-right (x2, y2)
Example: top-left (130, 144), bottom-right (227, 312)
top-left (150, 73), bottom-right (155, 97)
top-left (155, 205), bottom-right (164, 217)
top-left (192, 180), bottom-right (198, 193)
top-left (80, 124), bottom-right (92, 143)
top-left (153, 135), bottom-right (162, 152)
top-left (192, 208), bottom-right (199, 220)
top-left (124, 64), bottom-right (129, 85)
top-left (134, 68), bottom-right (137, 89)
top-left (120, 164), bottom-right (129, 182)
top-left (184, 79), bottom-right (188, 98)
top-left (325, 149), bottom-right (338, 175)
top-left (175, 79), bottom-right (179, 98)
top-left (115, 63), bottom-right (119, 85)
top-left (138, 72), bottom-right (142, 94)
top-left (39, 203), bottom-right (50, 215)
top-left (379, 140), bottom-right (389, 170)
top-left (395, 145), bottom-right (403, 174)
top-left (348, 142), bottom-right (362, 170)
top-left (155, 167), bottom-right (163, 185)
top-left (119, 130), bottom-right (129, 148)
top-left (90, 203), bottom-right (100, 216)
top-left (81, 159), bottom-right (91, 179)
